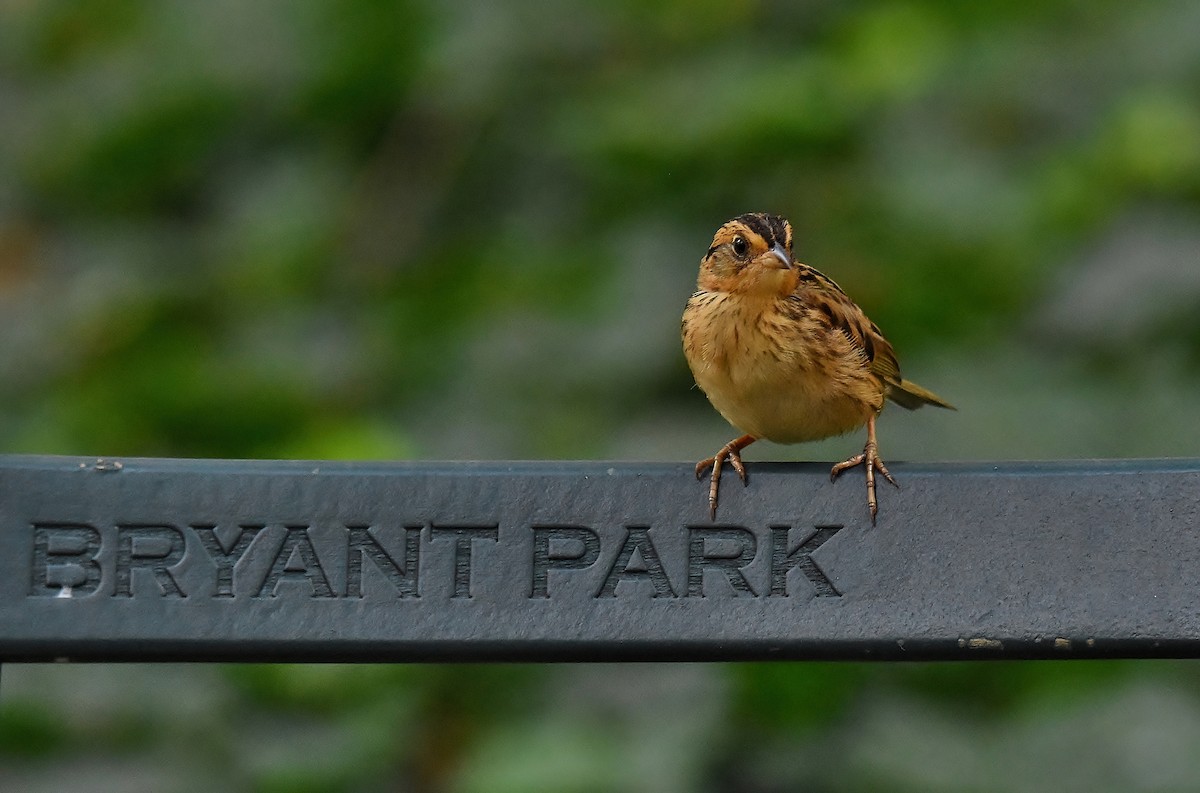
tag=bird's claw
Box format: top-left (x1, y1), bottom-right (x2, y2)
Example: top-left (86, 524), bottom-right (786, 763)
top-left (830, 434), bottom-right (897, 525)
top-left (696, 435), bottom-right (755, 519)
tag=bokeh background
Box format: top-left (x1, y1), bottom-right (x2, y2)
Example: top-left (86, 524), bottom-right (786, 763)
top-left (2, 0), bottom-right (1200, 790)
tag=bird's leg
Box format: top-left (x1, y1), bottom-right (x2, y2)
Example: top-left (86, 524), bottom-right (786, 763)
top-left (830, 416), bottom-right (897, 524)
top-left (695, 434), bottom-right (757, 520)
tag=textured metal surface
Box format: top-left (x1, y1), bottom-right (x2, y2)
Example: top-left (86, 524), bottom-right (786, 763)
top-left (2, 454), bottom-right (1199, 662)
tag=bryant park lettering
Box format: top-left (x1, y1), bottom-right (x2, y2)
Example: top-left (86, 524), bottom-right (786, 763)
top-left (27, 523), bottom-right (844, 601)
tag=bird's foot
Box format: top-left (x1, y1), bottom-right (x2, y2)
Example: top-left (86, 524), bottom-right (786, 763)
top-left (830, 422), bottom-right (897, 525)
top-left (695, 434), bottom-right (756, 520)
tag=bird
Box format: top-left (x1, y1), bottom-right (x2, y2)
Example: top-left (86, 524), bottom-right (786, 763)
top-left (681, 213), bottom-right (954, 523)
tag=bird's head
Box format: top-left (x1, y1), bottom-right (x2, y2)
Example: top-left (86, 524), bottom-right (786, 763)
top-left (698, 213), bottom-right (797, 296)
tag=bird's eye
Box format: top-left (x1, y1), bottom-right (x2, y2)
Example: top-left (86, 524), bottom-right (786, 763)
top-left (732, 236), bottom-right (749, 257)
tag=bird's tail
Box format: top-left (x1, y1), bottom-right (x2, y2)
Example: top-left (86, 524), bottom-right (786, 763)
top-left (887, 379), bottom-right (956, 411)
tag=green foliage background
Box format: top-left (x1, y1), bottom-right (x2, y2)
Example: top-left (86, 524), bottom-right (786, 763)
top-left (2, 0), bottom-right (1200, 791)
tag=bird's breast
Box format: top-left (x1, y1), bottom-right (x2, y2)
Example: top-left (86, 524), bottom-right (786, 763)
top-left (682, 292), bottom-right (878, 443)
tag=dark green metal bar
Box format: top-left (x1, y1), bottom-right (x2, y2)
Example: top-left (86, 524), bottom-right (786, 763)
top-left (1, 455), bottom-right (1198, 662)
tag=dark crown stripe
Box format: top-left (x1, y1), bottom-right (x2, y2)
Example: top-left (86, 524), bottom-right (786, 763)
top-left (733, 213), bottom-right (776, 246)
top-left (733, 213), bottom-right (789, 249)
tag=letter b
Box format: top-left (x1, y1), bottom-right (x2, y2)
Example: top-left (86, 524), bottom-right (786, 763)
top-left (29, 523), bottom-right (102, 597)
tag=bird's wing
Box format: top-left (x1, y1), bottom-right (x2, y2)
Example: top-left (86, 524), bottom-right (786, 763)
top-left (790, 266), bottom-right (902, 386)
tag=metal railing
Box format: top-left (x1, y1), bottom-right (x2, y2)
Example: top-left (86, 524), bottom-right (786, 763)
top-left (3, 455), bottom-right (1198, 662)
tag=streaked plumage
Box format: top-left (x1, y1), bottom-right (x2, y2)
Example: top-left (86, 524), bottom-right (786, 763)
top-left (682, 213), bottom-right (953, 522)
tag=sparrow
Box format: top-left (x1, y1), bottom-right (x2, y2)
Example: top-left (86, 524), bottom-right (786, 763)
top-left (681, 213), bottom-right (954, 523)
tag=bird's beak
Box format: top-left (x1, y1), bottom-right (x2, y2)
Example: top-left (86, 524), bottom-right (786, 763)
top-left (768, 243), bottom-right (792, 270)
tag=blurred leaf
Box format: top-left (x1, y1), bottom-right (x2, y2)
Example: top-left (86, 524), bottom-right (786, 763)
top-left (225, 664), bottom-right (423, 714)
top-left (732, 662), bottom-right (872, 734)
top-left (1103, 92), bottom-right (1200, 192)
top-left (0, 702), bottom-right (70, 758)
top-left (26, 81), bottom-right (241, 215)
